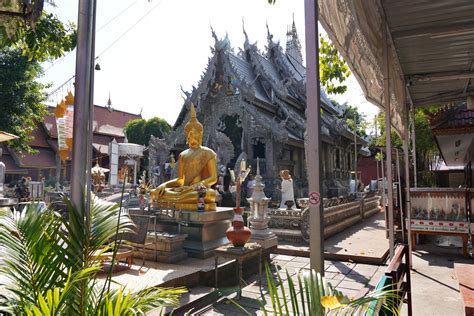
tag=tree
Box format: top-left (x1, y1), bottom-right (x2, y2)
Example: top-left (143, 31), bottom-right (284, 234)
top-left (0, 49), bottom-right (47, 153)
top-left (124, 117), bottom-right (172, 145)
top-left (144, 117), bottom-right (172, 141)
top-left (319, 35), bottom-right (351, 95)
top-left (1, 3), bottom-right (76, 62)
top-left (372, 108), bottom-right (440, 185)
top-left (0, 6), bottom-right (76, 152)
top-left (330, 98), bottom-right (367, 137)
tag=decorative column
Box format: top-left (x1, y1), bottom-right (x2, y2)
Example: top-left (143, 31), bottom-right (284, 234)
top-left (248, 158), bottom-right (278, 249)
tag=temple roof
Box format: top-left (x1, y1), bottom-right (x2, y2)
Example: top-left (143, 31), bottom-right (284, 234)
top-left (172, 24), bottom-right (353, 145)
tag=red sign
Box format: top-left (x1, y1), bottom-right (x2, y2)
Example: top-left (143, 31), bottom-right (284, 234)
top-left (309, 191), bottom-right (321, 206)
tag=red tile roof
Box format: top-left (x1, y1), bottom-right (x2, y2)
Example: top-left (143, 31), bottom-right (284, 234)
top-left (431, 105), bottom-right (474, 135)
top-left (7, 105), bottom-right (141, 169)
top-left (0, 150), bottom-right (27, 174)
top-left (43, 105), bottom-right (141, 139)
top-left (9, 147), bottom-right (56, 169)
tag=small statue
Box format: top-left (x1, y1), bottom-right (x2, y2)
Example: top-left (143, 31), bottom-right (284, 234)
top-left (91, 162), bottom-right (106, 193)
top-left (14, 177), bottom-right (30, 200)
top-left (150, 103), bottom-right (218, 211)
top-left (279, 169), bottom-right (296, 209)
top-left (137, 171), bottom-right (150, 212)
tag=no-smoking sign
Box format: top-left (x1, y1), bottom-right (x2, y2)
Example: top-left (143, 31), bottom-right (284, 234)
top-left (309, 191), bottom-right (321, 206)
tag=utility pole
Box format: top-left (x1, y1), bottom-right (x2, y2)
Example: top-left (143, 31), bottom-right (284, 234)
top-left (71, 0), bottom-right (96, 220)
top-left (304, 0), bottom-right (324, 274)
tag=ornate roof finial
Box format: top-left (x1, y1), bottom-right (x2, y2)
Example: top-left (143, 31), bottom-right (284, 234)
top-left (242, 17), bottom-right (249, 47)
top-left (266, 21), bottom-right (273, 43)
top-left (210, 24), bottom-right (218, 45)
top-left (107, 92), bottom-right (112, 106)
top-left (286, 14), bottom-right (303, 64)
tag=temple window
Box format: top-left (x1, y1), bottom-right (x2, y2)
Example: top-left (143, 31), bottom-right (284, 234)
top-left (253, 139), bottom-right (266, 159)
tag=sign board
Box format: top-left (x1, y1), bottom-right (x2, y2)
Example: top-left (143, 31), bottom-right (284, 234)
top-left (309, 191), bottom-right (321, 206)
top-left (407, 219), bottom-right (469, 234)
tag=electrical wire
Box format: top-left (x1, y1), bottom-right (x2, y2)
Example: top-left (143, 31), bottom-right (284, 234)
top-left (95, 0), bottom-right (164, 60)
top-left (47, 0), bottom-right (163, 97)
top-left (43, 0), bottom-right (139, 72)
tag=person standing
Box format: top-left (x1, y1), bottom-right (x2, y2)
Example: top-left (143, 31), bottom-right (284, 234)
top-left (279, 170), bottom-right (296, 209)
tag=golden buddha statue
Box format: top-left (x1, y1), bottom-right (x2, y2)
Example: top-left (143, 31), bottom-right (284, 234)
top-left (150, 103), bottom-right (217, 211)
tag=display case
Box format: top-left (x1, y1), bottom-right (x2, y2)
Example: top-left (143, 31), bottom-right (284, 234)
top-left (408, 188), bottom-right (470, 233)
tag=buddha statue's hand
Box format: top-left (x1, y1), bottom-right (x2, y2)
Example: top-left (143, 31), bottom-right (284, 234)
top-left (191, 182), bottom-right (207, 192)
top-left (154, 184), bottom-right (167, 197)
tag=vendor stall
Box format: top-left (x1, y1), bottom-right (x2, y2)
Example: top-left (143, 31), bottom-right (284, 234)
top-left (408, 188), bottom-right (472, 257)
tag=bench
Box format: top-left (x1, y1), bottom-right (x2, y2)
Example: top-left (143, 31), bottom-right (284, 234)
top-left (454, 262), bottom-right (474, 315)
top-left (365, 244), bottom-right (412, 316)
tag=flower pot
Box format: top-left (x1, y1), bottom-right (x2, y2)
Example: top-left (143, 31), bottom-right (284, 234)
top-left (226, 207), bottom-right (251, 247)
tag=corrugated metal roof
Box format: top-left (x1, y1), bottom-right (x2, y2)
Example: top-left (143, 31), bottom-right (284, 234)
top-left (384, 0), bottom-right (474, 106)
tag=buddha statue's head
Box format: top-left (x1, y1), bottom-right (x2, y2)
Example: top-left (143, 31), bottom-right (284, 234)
top-left (184, 103), bottom-right (203, 148)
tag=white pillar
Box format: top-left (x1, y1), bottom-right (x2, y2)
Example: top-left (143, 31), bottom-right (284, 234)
top-left (383, 23), bottom-right (395, 259)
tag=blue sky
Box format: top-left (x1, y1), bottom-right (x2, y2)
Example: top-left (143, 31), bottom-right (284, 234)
top-left (41, 0), bottom-right (378, 128)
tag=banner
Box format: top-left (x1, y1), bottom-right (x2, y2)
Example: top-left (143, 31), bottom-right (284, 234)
top-left (56, 91), bottom-right (74, 161)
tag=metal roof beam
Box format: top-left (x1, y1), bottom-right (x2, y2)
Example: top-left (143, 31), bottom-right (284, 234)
top-left (407, 70), bottom-right (474, 83)
top-left (393, 22), bottom-right (474, 40)
top-left (413, 89), bottom-right (474, 106)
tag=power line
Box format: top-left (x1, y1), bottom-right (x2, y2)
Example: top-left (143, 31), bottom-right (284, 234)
top-left (47, 0), bottom-right (163, 97)
top-left (97, 0), bottom-right (138, 33)
top-left (95, 0), bottom-right (164, 60)
top-left (43, 0), bottom-right (139, 73)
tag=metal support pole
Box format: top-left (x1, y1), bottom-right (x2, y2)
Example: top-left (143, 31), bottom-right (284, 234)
top-left (403, 92), bottom-right (413, 267)
top-left (383, 24), bottom-right (395, 259)
top-left (411, 104), bottom-right (418, 188)
top-left (381, 148), bottom-right (386, 205)
top-left (71, 0), bottom-right (96, 218)
top-left (304, 0), bottom-right (324, 274)
top-left (375, 115), bottom-right (380, 192)
top-left (396, 149), bottom-right (404, 241)
top-left (354, 117), bottom-right (358, 194)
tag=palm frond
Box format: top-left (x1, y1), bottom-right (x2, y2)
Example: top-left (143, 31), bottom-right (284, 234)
top-left (0, 205), bottom-right (69, 311)
top-left (256, 262), bottom-right (401, 316)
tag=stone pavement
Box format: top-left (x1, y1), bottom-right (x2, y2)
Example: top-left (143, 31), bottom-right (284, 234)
top-left (201, 254), bottom-right (385, 315)
top-left (402, 244), bottom-right (471, 316)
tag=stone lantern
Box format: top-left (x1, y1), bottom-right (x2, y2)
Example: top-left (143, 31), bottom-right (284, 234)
top-left (248, 158), bottom-right (278, 249)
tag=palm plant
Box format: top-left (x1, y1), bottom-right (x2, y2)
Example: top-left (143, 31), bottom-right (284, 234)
top-left (260, 263), bottom-right (401, 315)
top-left (0, 195), bottom-right (186, 315)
